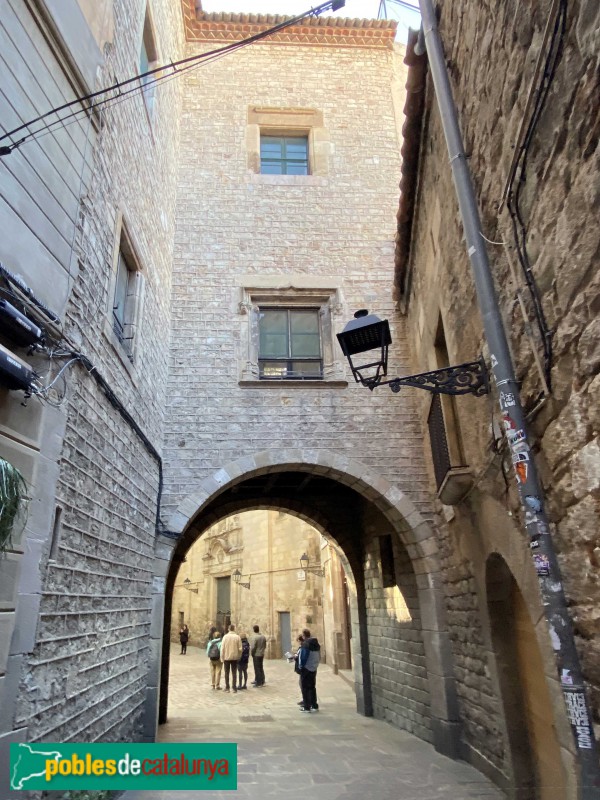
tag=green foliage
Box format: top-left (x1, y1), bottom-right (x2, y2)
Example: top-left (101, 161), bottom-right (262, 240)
top-left (0, 457), bottom-right (27, 553)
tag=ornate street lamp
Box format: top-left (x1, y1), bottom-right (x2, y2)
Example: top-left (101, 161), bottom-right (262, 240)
top-left (337, 310), bottom-right (488, 396)
top-left (182, 578), bottom-right (198, 594)
top-left (299, 552), bottom-right (324, 577)
top-left (232, 568), bottom-right (251, 590)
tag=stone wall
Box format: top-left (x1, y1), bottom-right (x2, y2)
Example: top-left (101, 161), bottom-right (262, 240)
top-left (163, 35), bottom-right (434, 519)
top-left (364, 527), bottom-right (431, 741)
top-left (401, 0), bottom-right (599, 786)
top-left (4, 0), bottom-right (185, 748)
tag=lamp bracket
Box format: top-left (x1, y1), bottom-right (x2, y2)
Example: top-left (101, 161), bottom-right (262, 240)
top-left (377, 358), bottom-right (488, 396)
top-left (305, 567), bottom-right (325, 577)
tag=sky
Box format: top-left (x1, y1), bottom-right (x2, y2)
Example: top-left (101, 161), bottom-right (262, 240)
top-left (201, 0), bottom-right (422, 41)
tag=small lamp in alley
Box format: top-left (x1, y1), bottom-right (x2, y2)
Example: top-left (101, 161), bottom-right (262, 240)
top-left (183, 578), bottom-right (198, 594)
top-left (232, 568), bottom-right (251, 590)
top-left (299, 552), bottom-right (324, 577)
top-left (337, 310), bottom-right (488, 396)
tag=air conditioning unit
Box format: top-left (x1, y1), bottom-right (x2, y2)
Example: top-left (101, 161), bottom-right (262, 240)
top-left (0, 343), bottom-right (34, 391)
top-left (0, 299), bottom-right (43, 346)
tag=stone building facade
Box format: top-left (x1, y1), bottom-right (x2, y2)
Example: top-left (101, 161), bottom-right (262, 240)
top-left (396, 1), bottom-right (599, 796)
top-left (0, 0), bottom-right (595, 798)
top-left (0, 0), bottom-right (184, 780)
top-left (170, 510), bottom-right (352, 668)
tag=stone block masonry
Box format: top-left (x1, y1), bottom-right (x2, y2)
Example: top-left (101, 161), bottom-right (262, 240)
top-left (6, 0), bottom-right (186, 748)
top-left (164, 38), bottom-right (435, 522)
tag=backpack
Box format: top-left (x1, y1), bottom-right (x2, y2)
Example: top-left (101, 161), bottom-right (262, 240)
top-left (208, 639), bottom-right (220, 660)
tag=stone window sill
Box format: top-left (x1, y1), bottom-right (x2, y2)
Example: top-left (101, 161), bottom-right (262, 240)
top-left (239, 379), bottom-right (347, 389)
top-left (248, 174), bottom-right (328, 187)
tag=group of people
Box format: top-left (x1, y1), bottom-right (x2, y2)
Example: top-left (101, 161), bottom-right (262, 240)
top-left (205, 624), bottom-right (267, 693)
top-left (180, 621), bottom-right (321, 712)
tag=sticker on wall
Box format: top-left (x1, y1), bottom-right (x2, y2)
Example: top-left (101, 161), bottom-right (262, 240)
top-left (561, 669), bottom-right (574, 686)
top-left (533, 552), bottom-right (550, 576)
top-left (525, 495), bottom-right (542, 513)
top-left (490, 354), bottom-right (498, 368)
top-left (564, 690), bottom-right (594, 750)
top-left (499, 391), bottom-right (516, 409)
top-left (502, 413), bottom-right (517, 434)
top-left (530, 538), bottom-right (540, 549)
top-left (508, 429), bottom-right (527, 448)
top-left (513, 451), bottom-right (529, 484)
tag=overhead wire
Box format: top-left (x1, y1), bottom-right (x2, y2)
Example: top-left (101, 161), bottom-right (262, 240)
top-left (0, 0), bottom-right (344, 154)
top-left (505, 0), bottom-right (567, 392)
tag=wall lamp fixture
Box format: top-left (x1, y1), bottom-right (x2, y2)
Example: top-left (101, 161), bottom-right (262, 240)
top-left (183, 578), bottom-right (198, 594)
top-left (232, 569), bottom-right (251, 590)
top-left (299, 552), bottom-right (325, 577)
top-left (337, 310), bottom-right (488, 396)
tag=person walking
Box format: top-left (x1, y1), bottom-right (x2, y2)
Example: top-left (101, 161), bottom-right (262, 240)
top-left (250, 624), bottom-right (267, 687)
top-left (298, 628), bottom-right (320, 713)
top-left (220, 624), bottom-right (242, 693)
top-left (179, 624), bottom-right (190, 655)
top-left (237, 633), bottom-right (250, 690)
top-left (206, 631), bottom-right (223, 689)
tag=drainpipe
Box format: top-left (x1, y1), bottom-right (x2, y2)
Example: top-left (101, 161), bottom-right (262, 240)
top-left (416, 4), bottom-right (600, 797)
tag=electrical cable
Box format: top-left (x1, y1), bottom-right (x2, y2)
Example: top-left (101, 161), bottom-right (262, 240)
top-left (505, 0), bottom-right (567, 392)
top-left (0, 0), bottom-right (345, 154)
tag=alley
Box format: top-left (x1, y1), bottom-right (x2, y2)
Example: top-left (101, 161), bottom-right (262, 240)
top-left (124, 646), bottom-right (504, 800)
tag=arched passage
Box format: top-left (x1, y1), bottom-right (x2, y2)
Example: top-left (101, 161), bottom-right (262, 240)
top-left (486, 553), bottom-right (567, 800)
top-left (145, 450), bottom-right (462, 758)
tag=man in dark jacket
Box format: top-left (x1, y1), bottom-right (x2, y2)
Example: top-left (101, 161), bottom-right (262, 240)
top-left (250, 624), bottom-right (267, 687)
top-left (298, 628), bottom-right (320, 713)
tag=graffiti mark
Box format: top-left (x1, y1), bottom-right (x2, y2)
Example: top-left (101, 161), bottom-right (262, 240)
top-left (525, 495), bottom-right (542, 513)
top-left (533, 552), bottom-right (550, 576)
top-left (530, 538), bottom-right (540, 549)
top-left (549, 625), bottom-right (561, 651)
top-left (564, 690), bottom-right (594, 750)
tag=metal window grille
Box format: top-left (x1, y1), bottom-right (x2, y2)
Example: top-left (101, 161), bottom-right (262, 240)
top-left (428, 392), bottom-right (451, 489)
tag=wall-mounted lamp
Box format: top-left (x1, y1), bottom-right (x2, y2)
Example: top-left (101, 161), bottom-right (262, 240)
top-left (183, 578), bottom-right (198, 594)
top-left (232, 568), bottom-right (251, 590)
top-left (337, 310), bottom-right (488, 396)
top-left (299, 552), bottom-right (324, 577)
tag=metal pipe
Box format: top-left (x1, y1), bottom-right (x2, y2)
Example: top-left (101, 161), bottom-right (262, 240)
top-left (417, 1), bottom-right (600, 796)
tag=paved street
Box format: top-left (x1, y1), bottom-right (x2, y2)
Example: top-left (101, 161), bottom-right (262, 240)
top-left (123, 645), bottom-right (504, 799)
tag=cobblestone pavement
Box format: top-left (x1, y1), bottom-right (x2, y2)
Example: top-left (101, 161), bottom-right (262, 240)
top-left (124, 645), bottom-right (505, 800)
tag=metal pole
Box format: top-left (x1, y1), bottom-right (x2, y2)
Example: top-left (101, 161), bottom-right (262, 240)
top-left (417, 1), bottom-right (600, 796)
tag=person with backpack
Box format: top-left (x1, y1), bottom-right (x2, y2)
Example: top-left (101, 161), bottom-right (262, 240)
top-left (206, 631), bottom-right (223, 690)
top-left (220, 624), bottom-right (243, 693)
top-left (237, 633), bottom-right (250, 690)
top-left (298, 628), bottom-right (321, 713)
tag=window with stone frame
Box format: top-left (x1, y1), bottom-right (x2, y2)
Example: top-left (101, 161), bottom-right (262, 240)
top-left (237, 280), bottom-right (347, 386)
top-left (108, 218), bottom-right (144, 364)
top-left (139, 3), bottom-right (158, 119)
top-left (258, 307), bottom-right (322, 379)
top-left (247, 107), bottom-right (330, 178)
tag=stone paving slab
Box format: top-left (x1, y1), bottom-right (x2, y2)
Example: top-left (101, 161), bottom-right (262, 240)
top-left (123, 646), bottom-right (505, 800)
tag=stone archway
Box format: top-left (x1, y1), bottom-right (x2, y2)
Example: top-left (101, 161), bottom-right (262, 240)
top-left (144, 450), bottom-right (460, 758)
